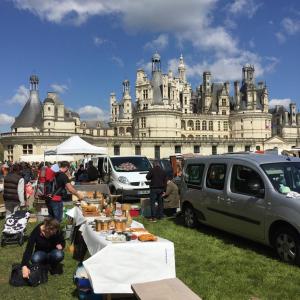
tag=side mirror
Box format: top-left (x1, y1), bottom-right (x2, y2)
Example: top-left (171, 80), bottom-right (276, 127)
top-left (248, 179), bottom-right (264, 196)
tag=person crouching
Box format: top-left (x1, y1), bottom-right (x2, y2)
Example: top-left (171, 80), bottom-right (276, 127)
top-left (21, 218), bottom-right (65, 278)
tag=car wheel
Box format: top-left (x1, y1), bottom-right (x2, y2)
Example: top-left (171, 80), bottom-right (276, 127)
top-left (273, 227), bottom-right (300, 265)
top-left (183, 205), bottom-right (197, 228)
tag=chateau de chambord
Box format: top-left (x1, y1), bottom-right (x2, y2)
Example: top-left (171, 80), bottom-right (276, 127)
top-left (1, 53), bottom-right (299, 161)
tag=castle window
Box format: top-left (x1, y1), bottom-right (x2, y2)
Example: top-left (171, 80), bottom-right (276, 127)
top-left (155, 145), bottom-right (160, 159)
top-left (209, 121), bottom-right (213, 131)
top-left (175, 145), bottom-right (181, 154)
top-left (194, 145), bottom-right (200, 154)
top-left (114, 128), bottom-right (118, 136)
top-left (181, 120), bottom-right (186, 130)
top-left (104, 130), bottom-right (107, 136)
top-left (222, 99), bottom-right (226, 106)
top-left (143, 90), bottom-right (148, 99)
top-left (114, 145), bottom-right (120, 155)
top-left (187, 120), bottom-right (194, 130)
top-left (196, 120), bottom-right (200, 130)
top-left (97, 130), bottom-right (100, 136)
top-left (222, 110), bottom-right (226, 115)
top-left (7, 145), bottom-right (13, 161)
top-left (135, 145), bottom-right (141, 155)
top-left (141, 117), bottom-right (146, 128)
top-left (48, 122), bottom-right (51, 126)
top-left (185, 109), bottom-right (187, 114)
top-left (202, 121), bottom-right (207, 130)
top-left (23, 144), bottom-right (33, 155)
top-left (212, 145), bottom-right (217, 155)
top-left (224, 121), bottom-right (228, 131)
top-left (228, 145), bottom-right (234, 153)
top-left (48, 107), bottom-right (51, 111)
top-left (218, 121), bottom-right (221, 131)
top-left (184, 97), bottom-right (187, 105)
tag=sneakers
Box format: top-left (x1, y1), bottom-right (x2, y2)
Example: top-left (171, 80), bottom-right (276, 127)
top-left (50, 263), bottom-right (63, 275)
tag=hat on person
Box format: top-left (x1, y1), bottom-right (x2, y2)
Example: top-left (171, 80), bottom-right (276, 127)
top-left (51, 164), bottom-right (60, 173)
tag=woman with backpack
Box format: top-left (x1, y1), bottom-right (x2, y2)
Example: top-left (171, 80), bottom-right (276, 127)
top-left (21, 218), bottom-right (65, 277)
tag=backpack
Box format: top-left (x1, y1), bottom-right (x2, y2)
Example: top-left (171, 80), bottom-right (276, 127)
top-left (9, 263), bottom-right (48, 287)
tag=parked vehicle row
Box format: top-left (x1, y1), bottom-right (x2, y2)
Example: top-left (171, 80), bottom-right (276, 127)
top-left (180, 153), bottom-right (300, 265)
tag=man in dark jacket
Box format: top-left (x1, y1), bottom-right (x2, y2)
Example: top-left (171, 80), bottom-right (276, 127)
top-left (87, 160), bottom-right (99, 182)
top-left (146, 160), bottom-right (167, 221)
top-left (3, 164), bottom-right (25, 217)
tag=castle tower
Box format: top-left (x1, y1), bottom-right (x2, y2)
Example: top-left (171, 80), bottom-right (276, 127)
top-left (203, 71), bottom-right (212, 113)
top-left (290, 103), bottom-right (297, 125)
top-left (242, 64), bottom-right (255, 85)
top-left (234, 81), bottom-right (240, 110)
top-left (121, 80), bottom-right (132, 119)
top-left (110, 92), bottom-right (118, 121)
top-left (178, 54), bottom-right (186, 82)
top-left (151, 52), bottom-right (163, 105)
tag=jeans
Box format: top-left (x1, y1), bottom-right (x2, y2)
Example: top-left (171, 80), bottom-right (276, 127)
top-left (150, 188), bottom-right (164, 219)
top-left (31, 249), bottom-right (64, 266)
top-left (48, 200), bottom-right (63, 222)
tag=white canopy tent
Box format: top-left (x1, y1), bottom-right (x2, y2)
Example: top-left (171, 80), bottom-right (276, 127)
top-left (20, 154), bottom-right (75, 163)
top-left (44, 135), bottom-right (107, 156)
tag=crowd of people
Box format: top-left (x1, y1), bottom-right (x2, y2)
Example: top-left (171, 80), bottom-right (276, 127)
top-left (0, 158), bottom-right (180, 283)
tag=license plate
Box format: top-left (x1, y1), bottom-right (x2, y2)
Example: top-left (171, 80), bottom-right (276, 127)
top-left (138, 190), bottom-right (149, 195)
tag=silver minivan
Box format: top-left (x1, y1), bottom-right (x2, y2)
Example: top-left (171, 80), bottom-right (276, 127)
top-left (181, 154), bottom-right (300, 265)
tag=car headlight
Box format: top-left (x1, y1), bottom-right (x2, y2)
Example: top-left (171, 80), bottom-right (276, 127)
top-left (118, 176), bottom-right (129, 184)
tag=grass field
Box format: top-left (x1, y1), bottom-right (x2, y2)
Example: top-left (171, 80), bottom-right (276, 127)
top-left (1, 215), bottom-right (300, 300)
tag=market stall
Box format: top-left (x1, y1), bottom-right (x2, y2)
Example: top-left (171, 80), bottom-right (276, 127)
top-left (44, 135), bottom-right (107, 156)
top-left (67, 206), bottom-right (176, 295)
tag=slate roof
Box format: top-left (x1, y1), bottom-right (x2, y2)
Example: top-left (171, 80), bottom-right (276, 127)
top-left (12, 91), bottom-right (43, 128)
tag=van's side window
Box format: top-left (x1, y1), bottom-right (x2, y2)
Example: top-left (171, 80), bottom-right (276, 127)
top-left (206, 164), bottom-right (226, 190)
top-left (185, 164), bottom-right (205, 189)
top-left (231, 165), bottom-right (264, 197)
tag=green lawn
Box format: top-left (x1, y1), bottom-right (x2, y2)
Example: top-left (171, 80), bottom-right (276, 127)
top-left (1, 215), bottom-right (300, 300)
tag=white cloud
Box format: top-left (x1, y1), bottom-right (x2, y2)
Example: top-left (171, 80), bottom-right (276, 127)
top-left (227, 0), bottom-right (262, 18)
top-left (168, 52), bottom-right (278, 82)
top-left (93, 36), bottom-right (107, 46)
top-left (7, 85), bottom-right (29, 105)
top-left (77, 105), bottom-right (109, 120)
top-left (11, 0), bottom-right (278, 76)
top-left (276, 17), bottom-right (300, 43)
top-left (111, 56), bottom-right (124, 67)
top-left (269, 98), bottom-right (292, 109)
top-left (144, 34), bottom-right (169, 51)
top-left (50, 83), bottom-right (68, 94)
top-left (11, 0), bottom-right (121, 25)
top-left (282, 17), bottom-right (300, 35)
top-left (0, 113), bottom-right (15, 126)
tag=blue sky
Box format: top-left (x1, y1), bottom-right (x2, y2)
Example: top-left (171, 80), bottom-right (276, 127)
top-left (0, 0), bottom-right (300, 132)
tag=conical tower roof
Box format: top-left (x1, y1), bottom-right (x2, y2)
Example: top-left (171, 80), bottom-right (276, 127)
top-left (12, 75), bottom-right (43, 128)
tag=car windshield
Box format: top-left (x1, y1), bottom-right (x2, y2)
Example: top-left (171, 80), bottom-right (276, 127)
top-left (110, 157), bottom-right (152, 172)
top-left (261, 162), bottom-right (300, 194)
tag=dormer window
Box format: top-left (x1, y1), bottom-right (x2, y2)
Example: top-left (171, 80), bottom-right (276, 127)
top-left (48, 107), bottom-right (51, 111)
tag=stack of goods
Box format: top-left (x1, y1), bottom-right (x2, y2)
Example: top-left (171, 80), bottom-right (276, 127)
top-left (81, 203), bottom-right (100, 217)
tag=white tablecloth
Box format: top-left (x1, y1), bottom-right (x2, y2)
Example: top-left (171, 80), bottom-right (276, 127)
top-left (67, 206), bottom-right (176, 294)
